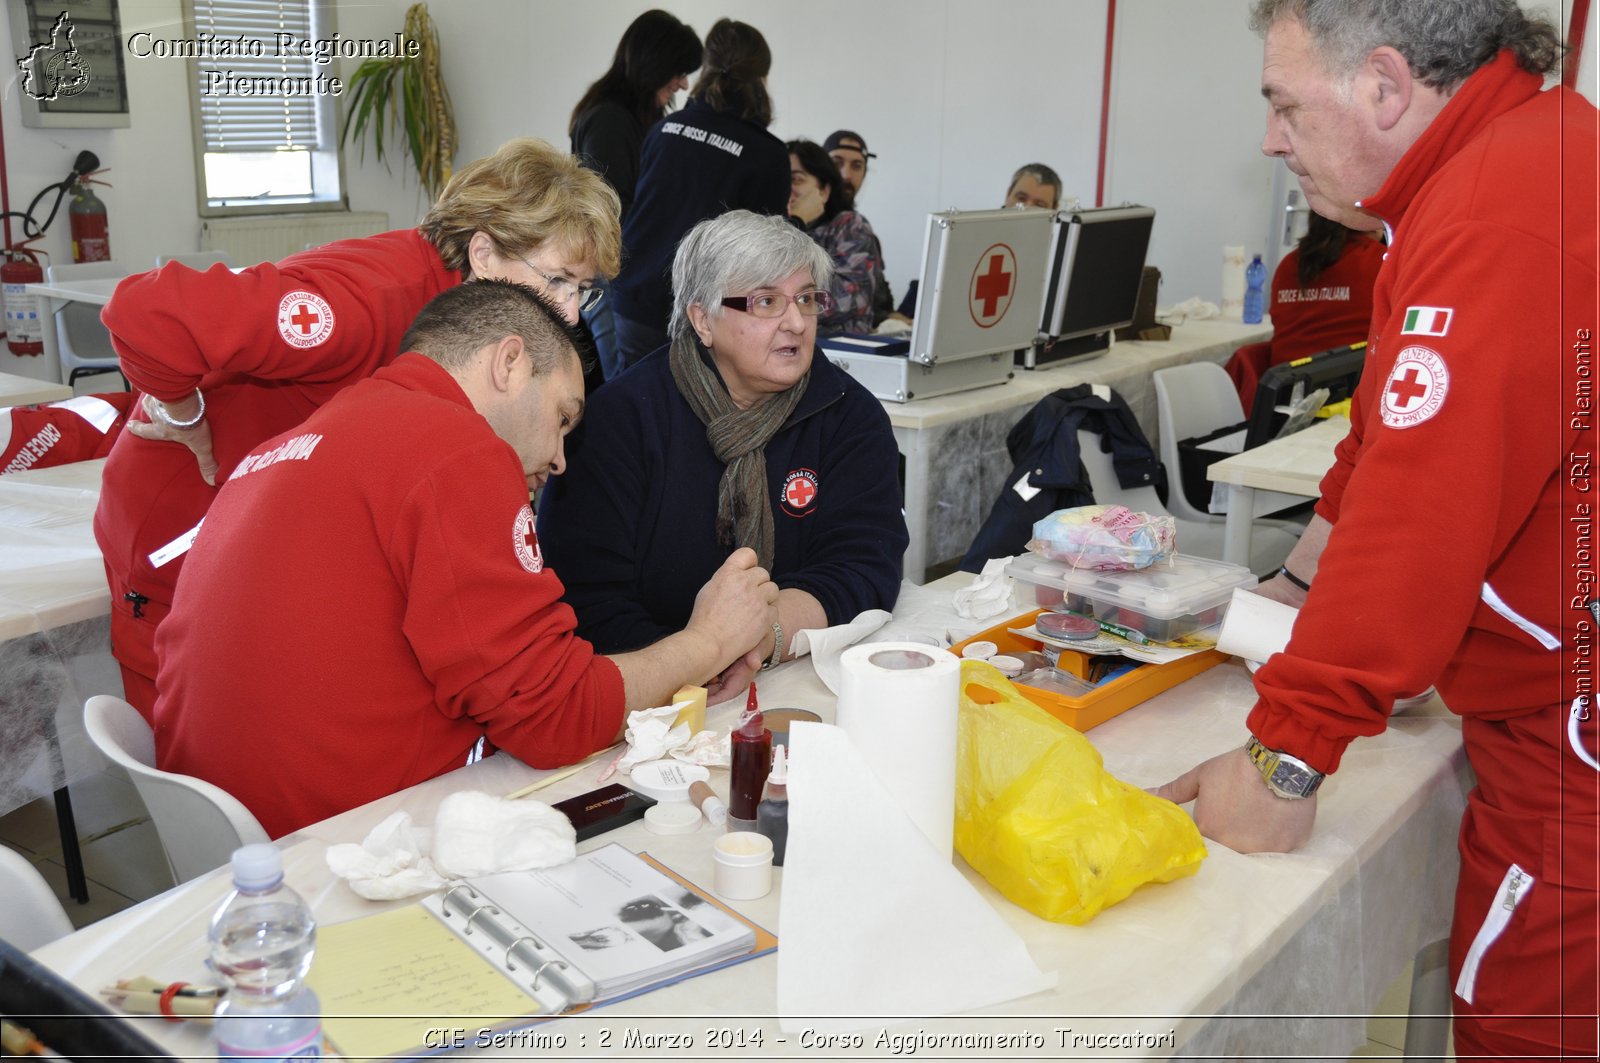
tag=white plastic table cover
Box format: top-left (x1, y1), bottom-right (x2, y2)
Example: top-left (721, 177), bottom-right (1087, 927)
top-left (0, 459), bottom-right (114, 816)
top-left (32, 576), bottom-right (1469, 1061)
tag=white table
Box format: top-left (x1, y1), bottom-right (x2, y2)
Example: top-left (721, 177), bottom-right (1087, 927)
top-left (32, 575), bottom-right (1468, 1061)
top-left (888, 320), bottom-right (1271, 581)
top-left (22, 277), bottom-right (126, 387)
top-left (1205, 416), bottom-right (1349, 566)
top-left (0, 458), bottom-right (115, 901)
top-left (0, 371), bottom-right (72, 408)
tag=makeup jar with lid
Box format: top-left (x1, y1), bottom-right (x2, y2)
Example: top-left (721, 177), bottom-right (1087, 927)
top-left (713, 831), bottom-right (773, 900)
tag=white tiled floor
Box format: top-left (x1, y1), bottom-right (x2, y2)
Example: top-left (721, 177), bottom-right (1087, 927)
top-left (1, 765), bottom-right (174, 930)
top-left (3, 765), bottom-right (1455, 1060)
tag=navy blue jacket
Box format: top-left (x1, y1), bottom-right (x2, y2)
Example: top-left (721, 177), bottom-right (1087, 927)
top-left (960, 385), bottom-right (1164, 572)
top-left (609, 99), bottom-right (789, 336)
top-left (538, 344), bottom-right (908, 654)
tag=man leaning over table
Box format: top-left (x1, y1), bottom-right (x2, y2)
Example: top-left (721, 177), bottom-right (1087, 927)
top-left (1154, 1), bottom-right (1597, 1058)
top-left (151, 281), bottom-right (777, 840)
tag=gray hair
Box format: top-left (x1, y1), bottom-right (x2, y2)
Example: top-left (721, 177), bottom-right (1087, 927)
top-left (1250, 0), bottom-right (1564, 89)
top-left (669, 211), bottom-right (835, 340)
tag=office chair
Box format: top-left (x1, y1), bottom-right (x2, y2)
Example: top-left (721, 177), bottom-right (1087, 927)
top-left (43, 261), bottom-right (127, 388)
top-left (0, 846), bottom-right (74, 951)
top-left (1074, 428), bottom-right (1299, 577)
top-left (155, 250), bottom-right (233, 270)
top-left (82, 695), bottom-right (269, 884)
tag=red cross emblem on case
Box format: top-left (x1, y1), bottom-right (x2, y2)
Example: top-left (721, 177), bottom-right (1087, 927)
top-left (780, 469), bottom-right (820, 517)
top-left (276, 290), bottom-right (336, 349)
top-left (512, 503), bottom-right (543, 572)
top-left (1380, 346), bottom-right (1450, 429)
top-left (968, 243), bottom-right (1017, 328)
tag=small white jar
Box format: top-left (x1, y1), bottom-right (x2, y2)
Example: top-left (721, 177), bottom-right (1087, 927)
top-left (713, 831), bottom-right (774, 900)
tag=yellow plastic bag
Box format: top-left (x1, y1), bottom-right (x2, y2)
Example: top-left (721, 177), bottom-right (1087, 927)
top-left (954, 660), bottom-right (1206, 924)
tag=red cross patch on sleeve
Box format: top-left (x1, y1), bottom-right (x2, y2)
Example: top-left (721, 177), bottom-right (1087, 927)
top-left (512, 503), bottom-right (544, 573)
top-left (1380, 346), bottom-right (1450, 429)
top-left (276, 290), bottom-right (336, 349)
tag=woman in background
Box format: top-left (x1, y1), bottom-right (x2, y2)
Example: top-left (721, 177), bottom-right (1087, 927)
top-left (609, 18), bottom-right (789, 367)
top-left (786, 139), bottom-right (879, 335)
top-left (1227, 212), bottom-right (1384, 410)
top-left (569, 10), bottom-right (702, 379)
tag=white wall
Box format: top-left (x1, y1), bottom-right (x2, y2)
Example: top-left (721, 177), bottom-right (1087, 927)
top-left (4, 0), bottom-right (1591, 380)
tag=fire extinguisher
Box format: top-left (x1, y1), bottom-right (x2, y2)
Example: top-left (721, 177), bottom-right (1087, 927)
top-left (1, 245), bottom-right (45, 356)
top-left (69, 175), bottom-right (110, 263)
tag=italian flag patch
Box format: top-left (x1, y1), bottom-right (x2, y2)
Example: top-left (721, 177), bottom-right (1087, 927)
top-left (1401, 306), bottom-right (1453, 336)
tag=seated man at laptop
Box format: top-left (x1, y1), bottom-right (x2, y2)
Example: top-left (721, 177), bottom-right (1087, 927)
top-left (152, 281), bottom-right (777, 838)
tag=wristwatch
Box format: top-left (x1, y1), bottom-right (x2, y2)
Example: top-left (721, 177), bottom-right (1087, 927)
top-left (1244, 735), bottom-right (1324, 799)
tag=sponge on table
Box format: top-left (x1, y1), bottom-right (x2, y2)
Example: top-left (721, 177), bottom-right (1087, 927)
top-left (671, 684), bottom-right (707, 733)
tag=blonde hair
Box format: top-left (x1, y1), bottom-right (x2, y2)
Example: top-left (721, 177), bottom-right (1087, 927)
top-left (420, 137), bottom-right (621, 278)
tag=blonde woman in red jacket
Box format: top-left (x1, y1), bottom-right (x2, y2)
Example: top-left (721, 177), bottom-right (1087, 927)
top-left (94, 138), bottom-right (620, 719)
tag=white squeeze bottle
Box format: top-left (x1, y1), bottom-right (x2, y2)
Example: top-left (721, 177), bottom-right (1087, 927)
top-left (208, 844), bottom-right (323, 1060)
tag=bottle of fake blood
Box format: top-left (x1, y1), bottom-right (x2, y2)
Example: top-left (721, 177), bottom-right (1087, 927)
top-left (726, 682), bottom-right (771, 833)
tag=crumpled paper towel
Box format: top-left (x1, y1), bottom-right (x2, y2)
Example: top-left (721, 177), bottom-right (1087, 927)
top-left (325, 790), bottom-right (576, 899)
top-left (790, 609), bottom-right (891, 694)
top-left (605, 703), bottom-right (728, 780)
top-left (1159, 296), bottom-right (1221, 322)
top-left (951, 557), bottom-right (1015, 620)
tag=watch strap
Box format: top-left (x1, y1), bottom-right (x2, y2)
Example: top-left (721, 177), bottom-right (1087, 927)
top-left (763, 617), bottom-right (785, 671)
top-left (1245, 735), bottom-right (1324, 799)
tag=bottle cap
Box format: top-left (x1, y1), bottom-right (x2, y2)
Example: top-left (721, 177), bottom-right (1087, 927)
top-left (230, 843), bottom-right (283, 889)
top-left (644, 802), bottom-right (703, 835)
top-left (767, 744), bottom-right (788, 785)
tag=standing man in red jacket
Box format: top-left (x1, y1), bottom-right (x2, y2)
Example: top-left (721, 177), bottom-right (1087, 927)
top-left (1157, 1), bottom-right (1598, 1057)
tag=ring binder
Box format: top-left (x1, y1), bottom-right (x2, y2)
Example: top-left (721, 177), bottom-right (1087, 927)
top-left (463, 903), bottom-right (500, 935)
top-left (531, 958), bottom-right (566, 991)
top-left (306, 844), bottom-right (778, 1060)
top-left (504, 936), bottom-right (544, 971)
top-left (439, 883), bottom-right (478, 913)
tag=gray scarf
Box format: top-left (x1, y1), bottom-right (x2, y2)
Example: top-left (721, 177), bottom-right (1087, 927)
top-left (669, 329), bottom-right (809, 569)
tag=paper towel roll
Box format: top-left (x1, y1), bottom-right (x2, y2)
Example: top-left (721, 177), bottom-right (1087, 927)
top-left (834, 643), bottom-right (960, 859)
top-left (1221, 245), bottom-right (1247, 320)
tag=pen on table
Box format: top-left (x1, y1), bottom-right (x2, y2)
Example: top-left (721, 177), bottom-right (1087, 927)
top-left (1079, 614), bottom-right (1151, 645)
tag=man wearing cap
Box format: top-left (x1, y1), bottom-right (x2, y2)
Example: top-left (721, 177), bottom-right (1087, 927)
top-left (824, 130), bottom-right (893, 328)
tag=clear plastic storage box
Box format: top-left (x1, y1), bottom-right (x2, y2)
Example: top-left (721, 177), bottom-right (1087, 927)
top-left (1006, 552), bottom-right (1259, 643)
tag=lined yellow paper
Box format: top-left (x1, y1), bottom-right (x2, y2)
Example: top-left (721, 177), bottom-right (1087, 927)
top-left (307, 905), bottom-right (543, 1059)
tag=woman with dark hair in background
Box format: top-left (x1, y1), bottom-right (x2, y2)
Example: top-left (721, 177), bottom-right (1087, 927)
top-left (608, 18), bottom-right (789, 368)
top-left (1226, 212), bottom-right (1384, 410)
top-left (786, 139), bottom-right (879, 335)
top-left (569, 10), bottom-right (702, 379)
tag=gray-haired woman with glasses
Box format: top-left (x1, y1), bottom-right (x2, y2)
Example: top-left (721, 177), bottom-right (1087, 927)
top-left (539, 211), bottom-right (908, 702)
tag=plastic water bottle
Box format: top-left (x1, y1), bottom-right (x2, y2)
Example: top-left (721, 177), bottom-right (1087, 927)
top-left (1243, 254), bottom-right (1267, 324)
top-left (208, 844), bottom-right (323, 1060)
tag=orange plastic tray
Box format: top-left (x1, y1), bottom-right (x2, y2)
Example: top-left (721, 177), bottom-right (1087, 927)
top-left (951, 608), bottom-right (1227, 731)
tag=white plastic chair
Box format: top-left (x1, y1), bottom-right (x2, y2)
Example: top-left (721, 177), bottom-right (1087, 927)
top-left (0, 846), bottom-right (74, 951)
top-left (1154, 361), bottom-right (1312, 534)
top-left (155, 250), bottom-right (233, 270)
top-left (1154, 361), bottom-right (1250, 522)
top-left (1075, 428), bottom-right (1299, 577)
top-left (44, 260), bottom-right (126, 387)
top-left (82, 695), bottom-right (270, 884)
